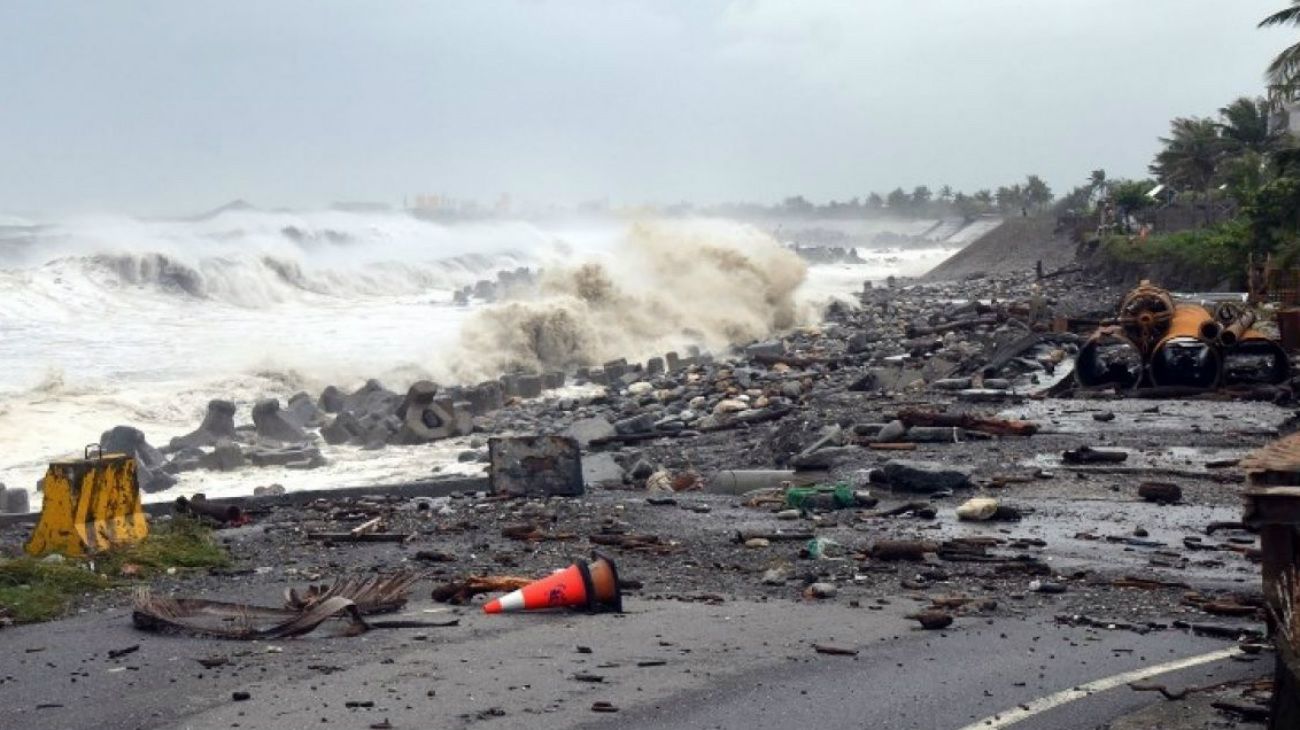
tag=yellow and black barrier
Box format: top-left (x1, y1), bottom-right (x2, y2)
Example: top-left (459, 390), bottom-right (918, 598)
top-left (25, 446), bottom-right (148, 557)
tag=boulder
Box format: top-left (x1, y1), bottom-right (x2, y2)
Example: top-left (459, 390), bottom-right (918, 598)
top-left (646, 357), bottom-right (665, 376)
top-left (846, 332), bottom-right (874, 354)
top-left (880, 459), bottom-right (973, 494)
top-left (615, 413), bottom-right (658, 435)
top-left (564, 417), bottom-right (617, 447)
top-left (169, 399), bottom-right (237, 450)
top-left (581, 452), bottom-right (625, 488)
top-left (745, 340), bottom-right (785, 359)
top-left (665, 351), bottom-right (681, 371)
top-left (251, 399), bottom-right (309, 443)
top-left (543, 371), bottom-right (566, 390)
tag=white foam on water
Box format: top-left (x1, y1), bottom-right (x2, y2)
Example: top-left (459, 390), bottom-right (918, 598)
top-left (0, 209), bottom-right (961, 508)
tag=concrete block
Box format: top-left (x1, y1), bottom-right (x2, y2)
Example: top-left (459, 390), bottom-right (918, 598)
top-left (488, 435), bottom-right (584, 497)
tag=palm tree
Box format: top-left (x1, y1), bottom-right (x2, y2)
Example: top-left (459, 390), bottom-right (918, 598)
top-left (1219, 96), bottom-right (1282, 155)
top-left (1150, 117), bottom-right (1227, 224)
top-left (1261, 2), bottom-right (1300, 97)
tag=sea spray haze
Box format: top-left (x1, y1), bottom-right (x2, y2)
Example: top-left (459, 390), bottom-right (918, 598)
top-left (4, 208), bottom-right (920, 504)
top-left (452, 219), bottom-right (808, 379)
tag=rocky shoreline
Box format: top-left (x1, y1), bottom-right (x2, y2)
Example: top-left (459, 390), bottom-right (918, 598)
top-left (0, 260), bottom-right (1285, 728)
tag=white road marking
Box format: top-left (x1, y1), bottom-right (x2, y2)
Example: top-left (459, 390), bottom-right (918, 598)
top-left (955, 646), bottom-right (1243, 730)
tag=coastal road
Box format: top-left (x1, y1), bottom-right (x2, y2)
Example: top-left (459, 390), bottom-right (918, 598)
top-left (0, 597), bottom-right (1264, 730)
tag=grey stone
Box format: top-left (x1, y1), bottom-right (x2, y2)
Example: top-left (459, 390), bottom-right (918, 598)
top-left (629, 459), bottom-right (656, 480)
top-left (881, 459), bottom-right (973, 494)
top-left (780, 381), bottom-right (803, 398)
top-left (874, 420), bottom-right (907, 443)
top-left (847, 332), bottom-right (874, 354)
top-left (543, 371), bottom-right (566, 390)
top-left (646, 357), bottom-right (665, 376)
top-left (614, 413), bottom-right (658, 435)
top-left (565, 416), bottom-right (617, 447)
top-left (665, 351), bottom-right (681, 371)
top-left (581, 452), bottom-right (625, 488)
top-left (252, 399), bottom-right (309, 443)
top-left (745, 340), bottom-right (785, 359)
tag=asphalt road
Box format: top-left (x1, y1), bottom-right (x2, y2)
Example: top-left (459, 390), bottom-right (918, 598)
top-left (0, 597), bottom-right (1266, 730)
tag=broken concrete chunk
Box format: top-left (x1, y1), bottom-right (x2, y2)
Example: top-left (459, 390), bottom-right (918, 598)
top-left (880, 459), bottom-right (973, 493)
top-left (488, 435), bottom-right (585, 497)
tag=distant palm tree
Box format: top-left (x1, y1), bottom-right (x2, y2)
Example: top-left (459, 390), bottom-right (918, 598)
top-left (1261, 2), bottom-right (1300, 97)
top-left (1150, 117), bottom-right (1227, 224)
top-left (1219, 96), bottom-right (1283, 155)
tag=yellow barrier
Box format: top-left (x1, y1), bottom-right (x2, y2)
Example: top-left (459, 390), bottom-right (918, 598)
top-left (25, 448), bottom-right (148, 557)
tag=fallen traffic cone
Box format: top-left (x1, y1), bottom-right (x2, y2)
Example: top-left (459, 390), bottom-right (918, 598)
top-left (483, 553), bottom-right (622, 614)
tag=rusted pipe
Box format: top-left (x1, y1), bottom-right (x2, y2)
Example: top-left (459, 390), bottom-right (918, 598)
top-left (1219, 310), bottom-right (1257, 348)
top-left (1149, 305), bottom-right (1222, 388)
top-left (174, 494), bottom-right (242, 525)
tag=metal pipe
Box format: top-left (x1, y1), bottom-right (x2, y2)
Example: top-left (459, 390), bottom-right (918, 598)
top-left (1149, 305), bottom-right (1222, 388)
top-left (174, 494), bottom-right (243, 524)
top-left (1224, 330), bottom-right (1291, 385)
top-left (1219, 310), bottom-right (1257, 348)
top-left (707, 470), bottom-right (826, 495)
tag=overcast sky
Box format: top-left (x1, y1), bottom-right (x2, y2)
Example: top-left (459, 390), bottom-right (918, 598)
top-left (1, 1), bottom-right (1294, 215)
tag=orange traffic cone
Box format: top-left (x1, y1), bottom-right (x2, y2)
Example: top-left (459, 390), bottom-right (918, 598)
top-left (484, 553), bottom-right (622, 614)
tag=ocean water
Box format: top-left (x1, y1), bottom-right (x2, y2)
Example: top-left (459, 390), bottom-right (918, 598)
top-left (0, 209), bottom-right (962, 506)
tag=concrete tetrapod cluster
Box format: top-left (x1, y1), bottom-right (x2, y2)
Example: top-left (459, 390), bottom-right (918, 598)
top-left (1075, 280), bottom-right (1289, 390)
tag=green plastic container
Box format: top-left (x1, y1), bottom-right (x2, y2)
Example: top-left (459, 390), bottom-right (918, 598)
top-left (785, 483), bottom-right (855, 511)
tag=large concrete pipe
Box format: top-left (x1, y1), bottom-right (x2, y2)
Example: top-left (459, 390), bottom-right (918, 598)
top-left (1075, 326), bottom-right (1144, 389)
top-left (1148, 305), bottom-right (1223, 388)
